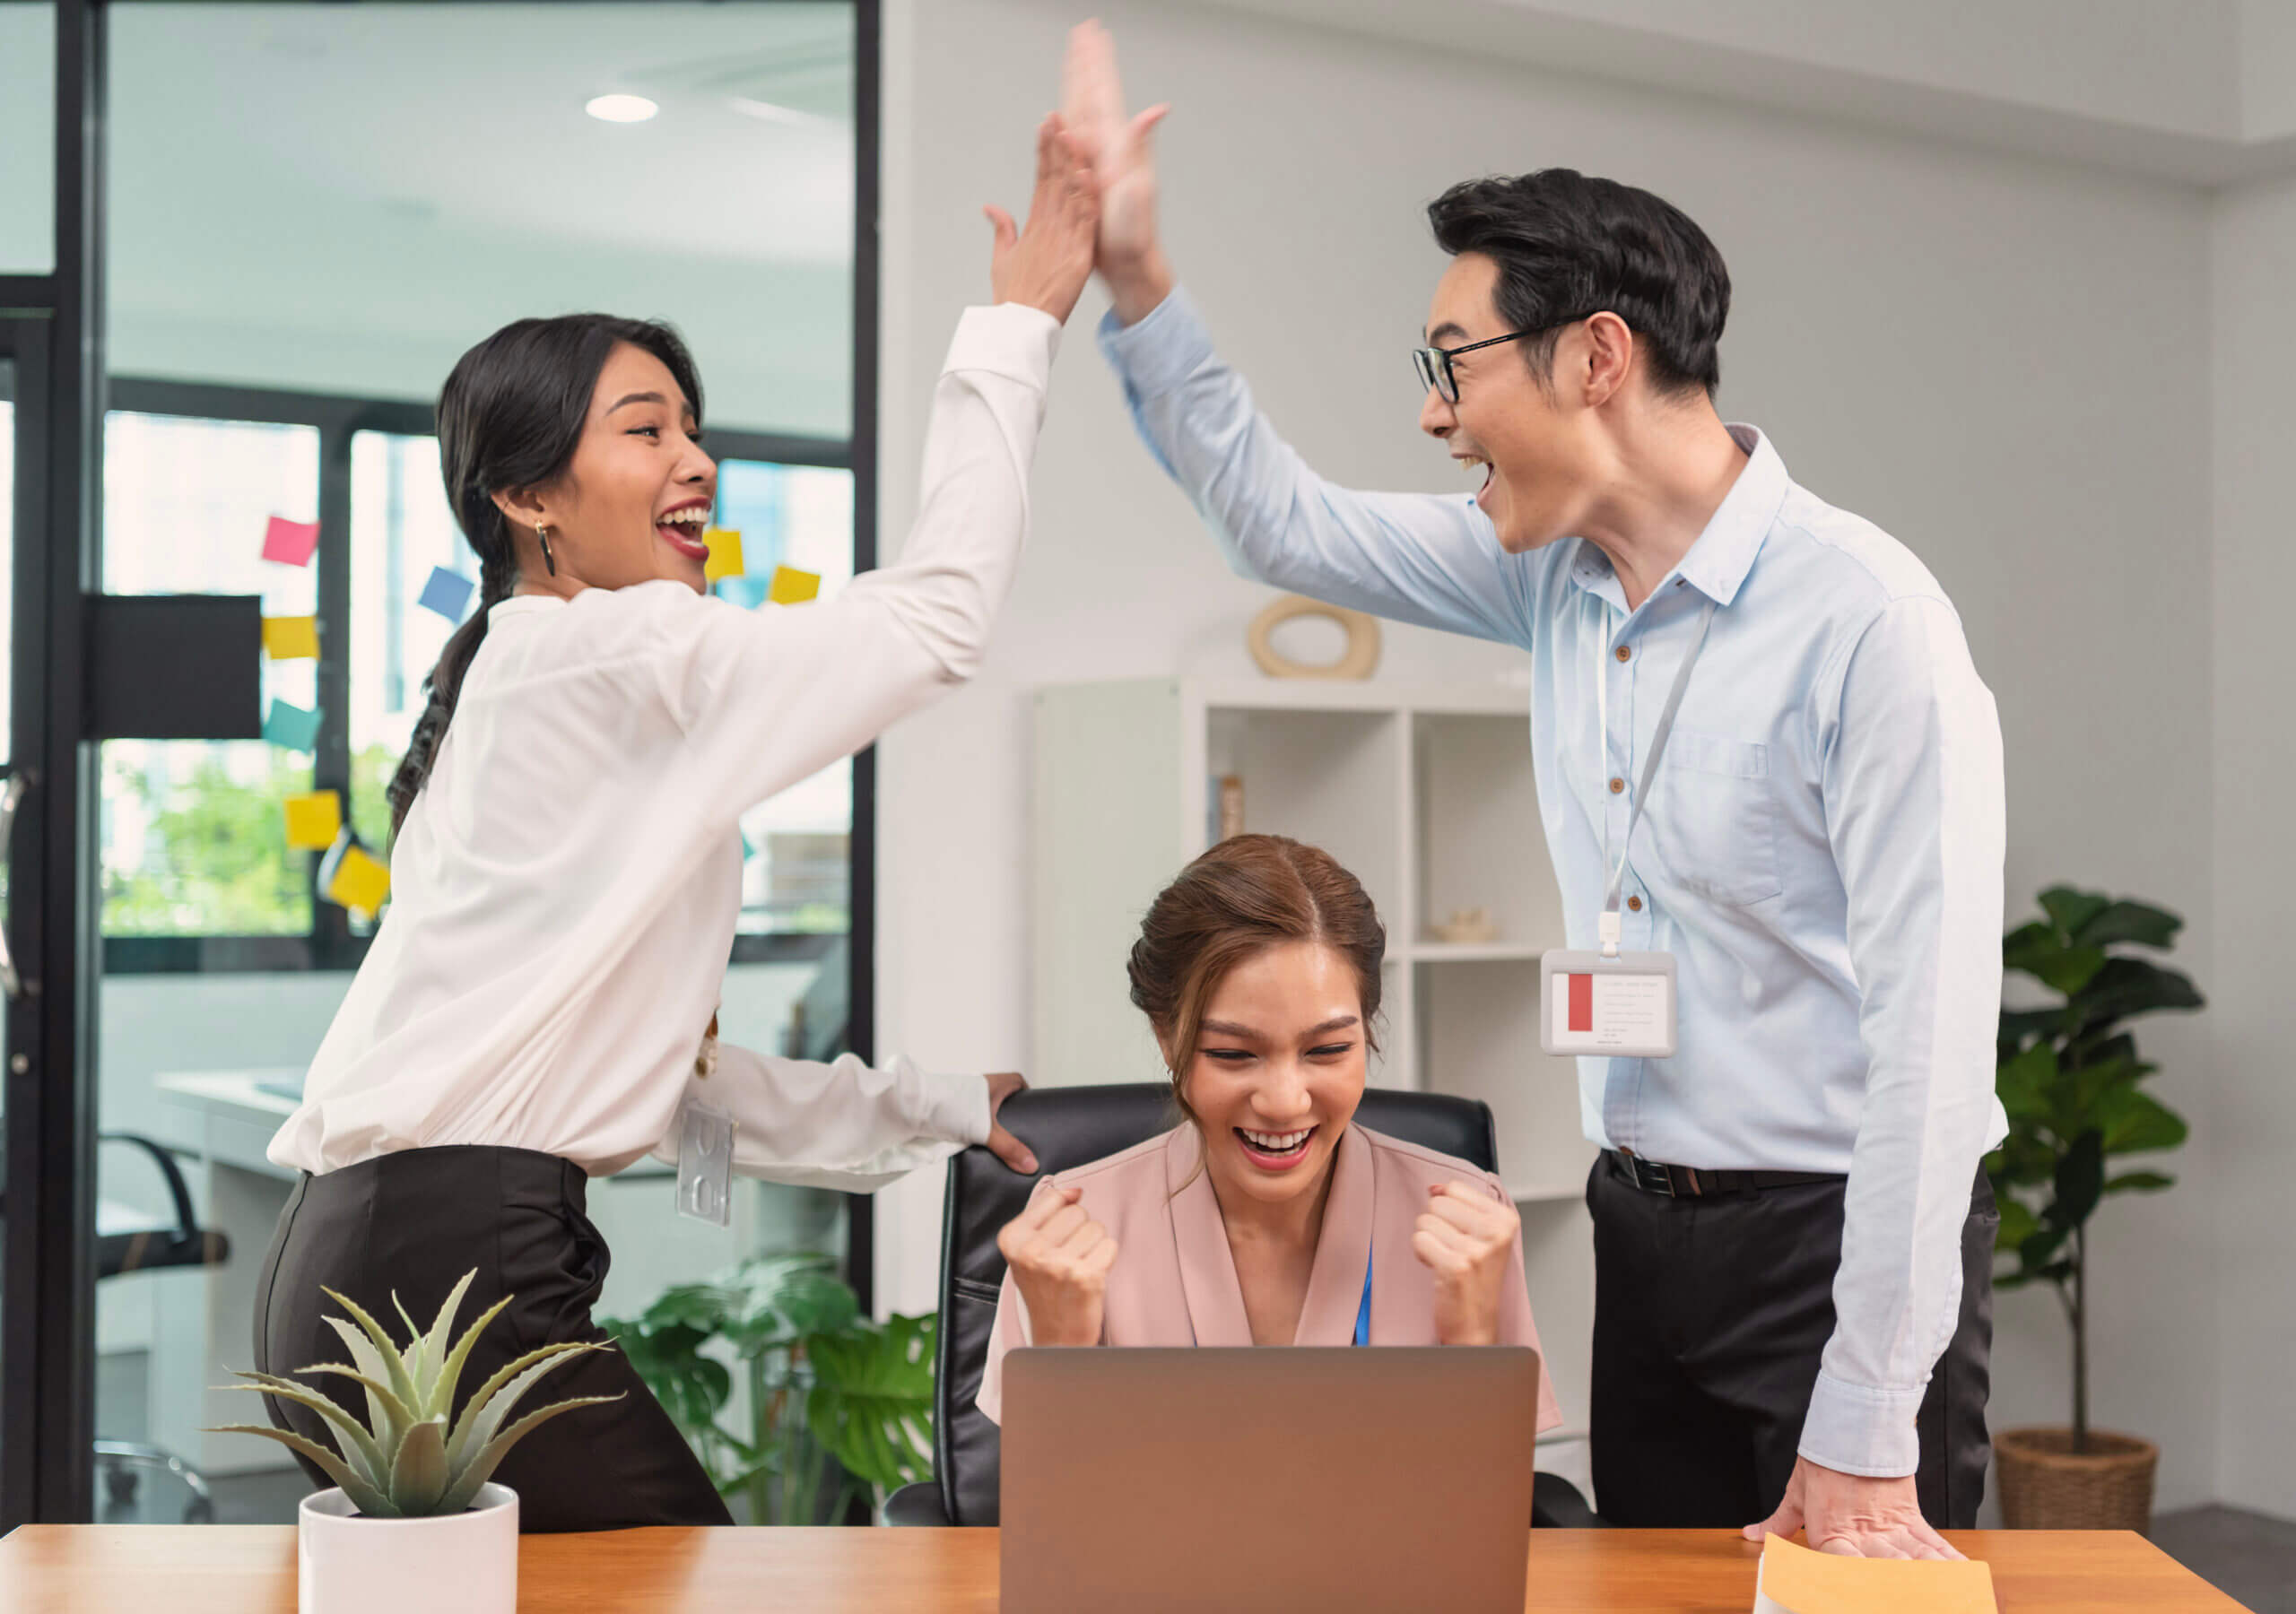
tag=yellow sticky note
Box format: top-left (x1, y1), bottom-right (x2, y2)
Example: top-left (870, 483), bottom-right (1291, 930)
top-left (326, 845), bottom-right (392, 915)
top-left (283, 791), bottom-right (342, 851)
top-left (702, 528), bottom-right (745, 585)
top-left (263, 615), bottom-right (319, 660)
top-left (768, 565), bottom-right (821, 605)
top-left (1754, 1532), bottom-right (1996, 1614)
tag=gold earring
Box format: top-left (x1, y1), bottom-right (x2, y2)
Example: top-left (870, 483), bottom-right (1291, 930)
top-left (535, 523), bottom-right (557, 577)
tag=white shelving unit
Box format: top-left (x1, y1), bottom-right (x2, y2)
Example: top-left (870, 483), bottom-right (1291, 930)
top-left (1033, 676), bottom-right (1598, 1467)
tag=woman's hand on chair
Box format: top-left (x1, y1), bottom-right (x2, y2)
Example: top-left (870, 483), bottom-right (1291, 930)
top-left (997, 1182), bottom-right (1116, 1347)
top-left (982, 1071), bottom-right (1037, 1174)
top-left (1413, 1182), bottom-right (1518, 1347)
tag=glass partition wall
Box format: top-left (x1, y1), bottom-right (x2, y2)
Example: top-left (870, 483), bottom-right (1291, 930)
top-left (3, 0), bottom-right (881, 1528)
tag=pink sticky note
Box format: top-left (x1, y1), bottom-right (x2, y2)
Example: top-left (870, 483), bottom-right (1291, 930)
top-left (263, 516), bottom-right (320, 568)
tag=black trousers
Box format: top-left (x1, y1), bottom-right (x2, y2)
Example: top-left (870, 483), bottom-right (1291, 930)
top-left (254, 1144), bottom-right (733, 1532)
top-left (1587, 1154), bottom-right (1996, 1529)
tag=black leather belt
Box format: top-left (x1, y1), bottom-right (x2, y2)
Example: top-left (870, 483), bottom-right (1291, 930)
top-left (1605, 1149), bottom-right (1845, 1198)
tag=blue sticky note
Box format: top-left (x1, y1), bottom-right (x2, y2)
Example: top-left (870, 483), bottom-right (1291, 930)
top-left (715, 577), bottom-right (770, 611)
top-left (263, 700), bottom-right (322, 754)
top-left (418, 566), bottom-right (475, 621)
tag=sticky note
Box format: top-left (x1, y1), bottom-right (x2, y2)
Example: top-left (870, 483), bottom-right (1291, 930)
top-left (283, 791), bottom-right (343, 851)
top-left (701, 528), bottom-right (745, 585)
top-left (1753, 1533), bottom-right (1996, 1614)
top-left (262, 700), bottom-right (322, 754)
top-left (262, 516), bottom-right (320, 568)
top-left (715, 577), bottom-right (769, 611)
top-left (417, 566), bottom-right (475, 622)
top-left (326, 845), bottom-right (392, 915)
top-left (263, 615), bottom-right (319, 660)
top-left (768, 565), bottom-right (821, 605)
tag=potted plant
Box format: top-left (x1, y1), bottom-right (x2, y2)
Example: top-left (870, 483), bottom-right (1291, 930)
top-left (602, 1251), bottom-right (934, 1523)
top-left (213, 1271), bottom-right (619, 1614)
top-left (1989, 885), bottom-right (2201, 1531)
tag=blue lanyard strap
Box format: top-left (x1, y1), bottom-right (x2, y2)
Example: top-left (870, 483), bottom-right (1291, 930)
top-left (1352, 1246), bottom-right (1372, 1347)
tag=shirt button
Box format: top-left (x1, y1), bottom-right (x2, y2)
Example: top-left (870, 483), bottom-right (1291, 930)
top-left (1628, 896), bottom-right (1643, 912)
top-left (1609, 777), bottom-right (1625, 794)
top-left (1614, 645), bottom-right (1631, 663)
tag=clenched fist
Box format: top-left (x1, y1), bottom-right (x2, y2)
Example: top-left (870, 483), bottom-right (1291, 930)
top-left (1411, 1182), bottom-right (1518, 1347)
top-left (996, 1181), bottom-right (1118, 1348)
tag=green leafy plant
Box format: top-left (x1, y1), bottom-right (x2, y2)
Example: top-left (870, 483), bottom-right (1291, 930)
top-left (211, 1271), bottom-right (622, 1517)
top-left (601, 1252), bottom-right (934, 1524)
top-left (1992, 885), bottom-right (2203, 1452)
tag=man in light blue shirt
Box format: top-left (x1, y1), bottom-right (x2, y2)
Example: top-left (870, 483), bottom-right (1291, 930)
top-left (1062, 24), bottom-right (2008, 1558)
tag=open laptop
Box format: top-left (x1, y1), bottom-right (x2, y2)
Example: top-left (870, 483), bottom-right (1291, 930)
top-left (998, 1346), bottom-right (1541, 1614)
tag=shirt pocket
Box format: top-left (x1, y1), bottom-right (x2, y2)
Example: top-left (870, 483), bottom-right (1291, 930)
top-left (1648, 729), bottom-right (1783, 907)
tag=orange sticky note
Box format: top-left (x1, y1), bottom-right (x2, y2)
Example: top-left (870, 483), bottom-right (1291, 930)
top-left (701, 528), bottom-right (744, 585)
top-left (263, 615), bottom-right (319, 660)
top-left (325, 845), bottom-right (391, 915)
top-left (768, 565), bottom-right (820, 605)
top-left (1753, 1532), bottom-right (1996, 1614)
top-left (283, 791), bottom-right (342, 851)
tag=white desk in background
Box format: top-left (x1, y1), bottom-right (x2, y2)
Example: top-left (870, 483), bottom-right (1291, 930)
top-left (152, 1070), bottom-right (780, 1478)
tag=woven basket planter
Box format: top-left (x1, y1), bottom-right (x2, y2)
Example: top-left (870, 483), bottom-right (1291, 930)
top-left (1996, 1427), bottom-right (2158, 1532)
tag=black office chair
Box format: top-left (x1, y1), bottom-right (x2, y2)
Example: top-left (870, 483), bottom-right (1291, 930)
top-left (0, 1123), bottom-right (232, 1521)
top-left (92, 1132), bottom-right (232, 1523)
top-left (882, 1084), bottom-right (1598, 1528)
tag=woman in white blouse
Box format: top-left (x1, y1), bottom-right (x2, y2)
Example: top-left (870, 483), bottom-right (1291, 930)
top-left (252, 119), bottom-right (1097, 1531)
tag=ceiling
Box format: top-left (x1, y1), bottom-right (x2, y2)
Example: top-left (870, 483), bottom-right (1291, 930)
top-left (0, 4), bottom-right (862, 433)
top-left (1200, 0), bottom-right (2296, 187)
top-left (109, 3), bottom-right (857, 268)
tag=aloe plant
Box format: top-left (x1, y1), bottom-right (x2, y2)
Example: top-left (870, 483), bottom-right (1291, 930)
top-left (211, 1270), bottom-right (622, 1518)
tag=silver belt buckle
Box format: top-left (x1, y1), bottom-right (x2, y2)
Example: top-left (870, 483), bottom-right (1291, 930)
top-left (1620, 1150), bottom-right (1677, 1197)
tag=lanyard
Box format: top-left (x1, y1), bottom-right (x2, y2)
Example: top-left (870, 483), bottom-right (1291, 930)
top-left (1593, 597), bottom-right (1719, 957)
top-left (1352, 1248), bottom-right (1372, 1347)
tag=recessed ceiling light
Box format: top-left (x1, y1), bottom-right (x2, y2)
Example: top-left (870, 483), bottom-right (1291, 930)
top-left (585, 93), bottom-right (658, 124)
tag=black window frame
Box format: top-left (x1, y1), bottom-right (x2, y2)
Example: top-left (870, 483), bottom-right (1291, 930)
top-left (92, 374), bottom-right (859, 976)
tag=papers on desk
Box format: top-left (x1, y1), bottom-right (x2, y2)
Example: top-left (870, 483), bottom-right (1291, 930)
top-left (1754, 1534), bottom-right (1996, 1614)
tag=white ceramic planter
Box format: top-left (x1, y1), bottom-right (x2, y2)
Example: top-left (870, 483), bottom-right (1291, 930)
top-left (298, 1483), bottom-right (519, 1614)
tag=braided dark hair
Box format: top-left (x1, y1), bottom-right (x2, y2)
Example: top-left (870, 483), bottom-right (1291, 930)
top-left (387, 313), bottom-right (703, 839)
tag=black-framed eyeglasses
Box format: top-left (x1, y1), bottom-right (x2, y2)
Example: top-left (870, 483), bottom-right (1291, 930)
top-left (1411, 315), bottom-right (1596, 404)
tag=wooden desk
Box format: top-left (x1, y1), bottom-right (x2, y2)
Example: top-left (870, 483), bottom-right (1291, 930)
top-left (0, 1525), bottom-right (2248, 1612)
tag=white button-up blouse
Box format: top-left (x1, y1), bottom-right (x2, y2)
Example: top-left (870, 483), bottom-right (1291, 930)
top-left (269, 302), bottom-right (1060, 1187)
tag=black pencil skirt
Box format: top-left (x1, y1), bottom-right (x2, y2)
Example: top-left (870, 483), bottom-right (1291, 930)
top-left (253, 1143), bottom-right (734, 1531)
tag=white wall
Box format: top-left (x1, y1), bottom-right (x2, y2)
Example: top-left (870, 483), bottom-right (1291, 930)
top-left (873, 0), bottom-right (2225, 1511)
top-left (2208, 169), bottom-right (2296, 1519)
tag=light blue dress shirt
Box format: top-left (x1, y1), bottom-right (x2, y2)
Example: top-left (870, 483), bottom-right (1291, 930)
top-left (1100, 288), bottom-right (2008, 1478)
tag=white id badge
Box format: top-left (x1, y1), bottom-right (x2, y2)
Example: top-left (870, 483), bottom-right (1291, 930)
top-left (1539, 950), bottom-right (1679, 1059)
top-left (674, 1099), bottom-right (735, 1226)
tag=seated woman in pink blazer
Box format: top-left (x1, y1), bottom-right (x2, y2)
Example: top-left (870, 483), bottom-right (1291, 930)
top-left (976, 833), bottom-right (1562, 1432)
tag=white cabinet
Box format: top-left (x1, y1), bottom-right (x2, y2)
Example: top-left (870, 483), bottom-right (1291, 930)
top-left (1032, 677), bottom-right (1597, 1464)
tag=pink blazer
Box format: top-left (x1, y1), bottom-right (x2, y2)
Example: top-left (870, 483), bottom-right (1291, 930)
top-left (976, 1122), bottom-right (1564, 1431)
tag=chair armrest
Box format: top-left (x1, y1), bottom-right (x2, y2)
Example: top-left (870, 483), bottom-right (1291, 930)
top-left (882, 1482), bottom-right (952, 1528)
top-left (1531, 1471), bottom-right (1602, 1529)
top-left (99, 1132), bottom-right (200, 1242)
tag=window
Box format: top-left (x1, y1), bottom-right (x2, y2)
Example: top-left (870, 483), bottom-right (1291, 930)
top-left (718, 459), bottom-right (857, 935)
top-left (99, 379), bottom-right (857, 971)
top-left (100, 412), bottom-right (321, 941)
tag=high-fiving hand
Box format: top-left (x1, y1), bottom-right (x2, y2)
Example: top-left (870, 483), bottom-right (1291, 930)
top-left (996, 1181), bottom-right (1117, 1347)
top-left (1060, 20), bottom-right (1172, 324)
top-left (987, 114), bottom-right (1101, 324)
top-left (1411, 1181), bottom-right (1518, 1346)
